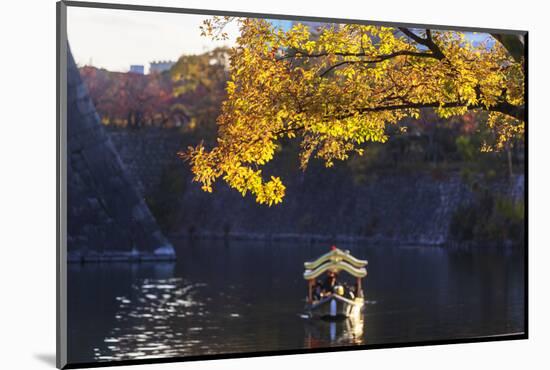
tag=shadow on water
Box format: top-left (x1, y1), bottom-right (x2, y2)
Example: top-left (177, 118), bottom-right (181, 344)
top-left (67, 240), bottom-right (524, 364)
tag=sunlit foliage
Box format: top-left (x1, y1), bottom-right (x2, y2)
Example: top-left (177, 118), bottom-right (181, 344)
top-left (183, 17), bottom-right (525, 205)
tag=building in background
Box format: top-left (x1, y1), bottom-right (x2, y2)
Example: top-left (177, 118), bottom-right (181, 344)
top-left (129, 64), bottom-right (144, 74)
top-left (149, 60), bottom-right (175, 74)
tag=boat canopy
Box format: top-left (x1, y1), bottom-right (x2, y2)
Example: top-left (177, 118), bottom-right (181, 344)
top-left (303, 247), bottom-right (368, 280)
top-left (304, 247), bottom-right (367, 270)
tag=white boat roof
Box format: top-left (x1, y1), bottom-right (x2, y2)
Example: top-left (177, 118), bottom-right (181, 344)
top-left (304, 260), bottom-right (367, 279)
top-left (304, 247), bottom-right (367, 269)
top-left (303, 247), bottom-right (368, 280)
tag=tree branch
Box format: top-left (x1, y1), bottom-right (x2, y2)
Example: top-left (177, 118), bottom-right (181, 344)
top-left (398, 28), bottom-right (445, 60)
top-left (332, 100), bottom-right (524, 121)
top-left (319, 50), bottom-right (441, 76)
top-left (398, 28), bottom-right (426, 45)
top-left (277, 49), bottom-right (439, 61)
top-left (491, 33), bottom-right (524, 63)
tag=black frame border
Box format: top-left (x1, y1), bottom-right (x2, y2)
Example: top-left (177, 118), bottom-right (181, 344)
top-left (56, 1), bottom-right (529, 369)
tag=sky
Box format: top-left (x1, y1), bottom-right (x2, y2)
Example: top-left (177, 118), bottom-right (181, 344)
top-left (68, 7), bottom-right (239, 74)
top-left (67, 7), bottom-right (493, 75)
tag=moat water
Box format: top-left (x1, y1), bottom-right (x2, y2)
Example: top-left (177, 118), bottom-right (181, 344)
top-left (67, 240), bottom-right (525, 365)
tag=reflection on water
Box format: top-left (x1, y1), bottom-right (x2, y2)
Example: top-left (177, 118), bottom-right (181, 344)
top-left (95, 276), bottom-right (367, 361)
top-left (67, 240), bottom-right (525, 365)
top-left (304, 315), bottom-right (366, 349)
top-left (96, 278), bottom-right (207, 361)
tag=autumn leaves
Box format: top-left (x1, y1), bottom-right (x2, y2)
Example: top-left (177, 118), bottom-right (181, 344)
top-left (183, 18), bottom-right (524, 205)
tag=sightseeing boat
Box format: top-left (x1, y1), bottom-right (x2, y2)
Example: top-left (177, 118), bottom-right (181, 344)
top-left (303, 246), bottom-right (368, 319)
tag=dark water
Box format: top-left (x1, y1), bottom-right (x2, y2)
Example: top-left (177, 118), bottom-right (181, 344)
top-left (67, 240), bottom-right (525, 365)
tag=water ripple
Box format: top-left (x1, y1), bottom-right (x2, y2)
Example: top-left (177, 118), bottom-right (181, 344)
top-left (94, 278), bottom-right (207, 361)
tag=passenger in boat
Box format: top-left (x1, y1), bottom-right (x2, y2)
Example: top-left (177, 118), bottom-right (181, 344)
top-left (333, 284), bottom-right (345, 296)
top-left (321, 271), bottom-right (338, 295)
top-left (313, 280), bottom-right (323, 300)
top-left (343, 282), bottom-right (356, 299)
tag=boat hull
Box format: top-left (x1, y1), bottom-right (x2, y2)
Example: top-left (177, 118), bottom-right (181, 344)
top-left (306, 294), bottom-right (363, 319)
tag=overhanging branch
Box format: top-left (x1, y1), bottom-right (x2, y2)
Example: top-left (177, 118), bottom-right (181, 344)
top-left (277, 49), bottom-right (439, 61)
top-left (398, 28), bottom-right (445, 60)
top-left (319, 50), bottom-right (441, 77)
top-left (333, 100), bottom-right (524, 121)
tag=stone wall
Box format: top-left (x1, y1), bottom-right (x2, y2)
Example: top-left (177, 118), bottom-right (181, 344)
top-left (106, 127), bottom-right (185, 197)
top-left (174, 166), bottom-right (475, 245)
top-left (66, 46), bottom-right (175, 262)
top-left (103, 125), bottom-right (524, 245)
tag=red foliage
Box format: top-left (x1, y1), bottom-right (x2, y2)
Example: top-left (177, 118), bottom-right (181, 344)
top-left (79, 66), bottom-right (188, 128)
